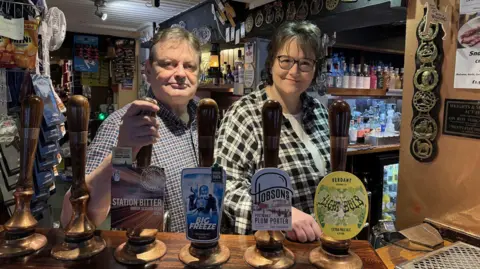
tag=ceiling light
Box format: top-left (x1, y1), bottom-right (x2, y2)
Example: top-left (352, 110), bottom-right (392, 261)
top-left (95, 7), bottom-right (107, 20)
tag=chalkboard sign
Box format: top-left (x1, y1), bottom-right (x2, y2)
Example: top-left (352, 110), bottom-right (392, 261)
top-left (443, 99), bottom-right (480, 139)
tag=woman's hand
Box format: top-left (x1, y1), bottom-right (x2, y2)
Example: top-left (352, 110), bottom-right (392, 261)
top-left (286, 207), bottom-right (322, 243)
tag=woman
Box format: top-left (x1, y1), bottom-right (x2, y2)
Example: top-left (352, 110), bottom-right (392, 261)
top-left (215, 21), bottom-right (330, 242)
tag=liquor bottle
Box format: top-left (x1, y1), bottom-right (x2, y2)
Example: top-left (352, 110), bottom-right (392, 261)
top-left (389, 67), bottom-right (396, 90)
top-left (334, 61), bottom-right (343, 88)
top-left (394, 68), bottom-right (401, 89)
top-left (376, 66), bottom-right (383, 89)
top-left (349, 120), bottom-right (357, 145)
top-left (370, 66), bottom-right (377, 90)
top-left (349, 63), bottom-right (356, 89)
top-left (382, 66), bottom-right (390, 90)
top-left (342, 62), bottom-right (350, 88)
top-left (356, 64), bottom-right (363, 89)
top-left (399, 68), bottom-right (404, 89)
top-left (363, 64), bottom-right (370, 89)
top-left (356, 118), bottom-right (365, 144)
top-left (234, 50), bottom-right (244, 95)
top-left (327, 57), bottom-right (334, 88)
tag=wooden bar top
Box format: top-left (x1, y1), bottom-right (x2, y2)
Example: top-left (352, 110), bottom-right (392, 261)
top-left (347, 144), bottom-right (400, 156)
top-left (1, 229), bottom-right (386, 269)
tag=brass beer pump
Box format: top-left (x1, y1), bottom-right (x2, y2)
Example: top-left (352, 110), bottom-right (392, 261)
top-left (309, 100), bottom-right (363, 269)
top-left (114, 97), bottom-right (167, 265)
top-left (0, 96), bottom-right (47, 258)
top-left (51, 95), bottom-right (106, 260)
top-left (244, 100), bottom-right (295, 269)
top-left (178, 98), bottom-right (230, 268)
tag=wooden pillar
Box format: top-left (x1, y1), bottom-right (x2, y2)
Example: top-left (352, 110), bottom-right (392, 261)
top-left (397, 0), bottom-right (480, 235)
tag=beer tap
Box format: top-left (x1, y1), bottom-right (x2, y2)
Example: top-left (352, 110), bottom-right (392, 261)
top-left (309, 100), bottom-right (367, 269)
top-left (0, 96), bottom-right (47, 258)
top-left (179, 98), bottom-right (230, 268)
top-left (114, 97), bottom-right (167, 265)
top-left (244, 100), bottom-right (295, 269)
top-left (51, 95), bottom-right (106, 260)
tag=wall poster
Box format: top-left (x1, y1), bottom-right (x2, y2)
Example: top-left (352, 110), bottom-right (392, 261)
top-left (73, 35), bottom-right (99, 73)
top-left (454, 0), bottom-right (480, 88)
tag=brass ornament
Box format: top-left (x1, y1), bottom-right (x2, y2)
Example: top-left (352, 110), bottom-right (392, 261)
top-left (411, 138), bottom-right (433, 161)
top-left (274, 2), bottom-right (284, 24)
top-left (246, 14), bottom-right (254, 33)
top-left (412, 115), bottom-right (438, 140)
top-left (326, 0), bottom-right (340, 11)
top-left (265, 4), bottom-right (274, 24)
top-left (286, 1), bottom-right (296, 20)
top-left (413, 91), bottom-right (437, 113)
top-left (417, 17), bottom-right (439, 41)
top-left (417, 41), bottom-right (438, 64)
top-left (311, 0), bottom-right (323, 15)
top-left (414, 65), bottom-right (439, 92)
top-left (296, 0), bottom-right (309, 20)
top-left (255, 10), bottom-right (264, 28)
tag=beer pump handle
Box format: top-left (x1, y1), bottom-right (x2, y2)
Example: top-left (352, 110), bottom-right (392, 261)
top-left (136, 97), bottom-right (158, 169)
top-left (18, 95), bottom-right (44, 190)
top-left (197, 98), bottom-right (219, 167)
top-left (328, 100), bottom-right (351, 172)
top-left (262, 100), bottom-right (283, 168)
top-left (67, 95), bottom-right (91, 199)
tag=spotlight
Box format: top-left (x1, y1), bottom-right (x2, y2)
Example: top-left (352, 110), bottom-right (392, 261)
top-left (95, 7), bottom-right (107, 20)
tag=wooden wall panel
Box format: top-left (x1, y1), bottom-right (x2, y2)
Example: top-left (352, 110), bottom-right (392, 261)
top-left (397, 0), bottom-right (480, 235)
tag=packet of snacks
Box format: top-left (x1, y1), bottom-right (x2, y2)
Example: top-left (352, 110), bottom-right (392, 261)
top-left (0, 21), bottom-right (38, 69)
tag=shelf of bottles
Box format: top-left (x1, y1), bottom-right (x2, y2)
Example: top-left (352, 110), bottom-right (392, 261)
top-left (326, 52), bottom-right (404, 95)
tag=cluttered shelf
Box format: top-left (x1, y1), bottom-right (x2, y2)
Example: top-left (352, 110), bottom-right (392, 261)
top-left (1, 229), bottom-right (387, 269)
top-left (328, 88), bottom-right (403, 97)
top-left (348, 144), bottom-right (400, 156)
top-left (198, 83), bottom-right (234, 93)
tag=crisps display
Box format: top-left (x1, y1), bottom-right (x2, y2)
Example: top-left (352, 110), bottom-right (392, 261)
top-left (0, 21), bottom-right (39, 69)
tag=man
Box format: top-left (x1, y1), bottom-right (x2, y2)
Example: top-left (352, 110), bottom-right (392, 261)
top-left (61, 27), bottom-right (201, 232)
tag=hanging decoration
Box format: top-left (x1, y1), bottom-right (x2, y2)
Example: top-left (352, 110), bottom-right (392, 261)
top-left (255, 10), bottom-right (264, 28)
top-left (296, 0), bottom-right (308, 20)
top-left (246, 14), bottom-right (254, 33)
top-left (265, 4), bottom-right (274, 24)
top-left (410, 0), bottom-right (450, 162)
top-left (325, 0), bottom-right (340, 11)
top-left (286, 1), bottom-right (296, 21)
top-left (274, 1), bottom-right (284, 24)
top-left (310, 0), bottom-right (323, 15)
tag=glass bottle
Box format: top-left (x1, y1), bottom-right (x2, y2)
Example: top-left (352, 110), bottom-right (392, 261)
top-left (363, 64), bottom-right (370, 89)
top-left (349, 120), bottom-right (357, 145)
top-left (389, 66), bottom-right (396, 90)
top-left (376, 66), bottom-right (384, 89)
top-left (335, 62), bottom-right (343, 88)
top-left (342, 62), bottom-right (349, 88)
top-left (400, 68), bottom-right (404, 89)
top-left (370, 66), bottom-right (377, 90)
top-left (356, 64), bottom-right (363, 89)
top-left (394, 68), bottom-right (401, 89)
top-left (382, 66), bottom-right (390, 90)
top-left (349, 63), bottom-right (356, 89)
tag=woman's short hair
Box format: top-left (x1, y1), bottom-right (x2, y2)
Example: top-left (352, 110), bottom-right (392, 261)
top-left (264, 21), bottom-right (322, 85)
top-left (149, 27), bottom-right (201, 62)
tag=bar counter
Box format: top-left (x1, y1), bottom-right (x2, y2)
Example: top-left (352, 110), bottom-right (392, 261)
top-left (1, 229), bottom-right (386, 268)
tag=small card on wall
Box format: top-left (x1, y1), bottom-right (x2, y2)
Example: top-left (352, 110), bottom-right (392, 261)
top-left (235, 29), bottom-right (240, 44)
top-left (230, 27), bottom-right (235, 43)
top-left (226, 27), bottom-right (230, 42)
top-left (241, 22), bottom-right (246, 38)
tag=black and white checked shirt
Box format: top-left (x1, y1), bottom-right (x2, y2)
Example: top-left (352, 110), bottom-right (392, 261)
top-left (215, 88), bottom-right (331, 235)
top-left (86, 92), bottom-right (198, 233)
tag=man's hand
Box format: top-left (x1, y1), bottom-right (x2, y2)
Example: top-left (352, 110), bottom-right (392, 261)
top-left (117, 100), bottom-right (160, 159)
top-left (286, 207), bottom-right (322, 243)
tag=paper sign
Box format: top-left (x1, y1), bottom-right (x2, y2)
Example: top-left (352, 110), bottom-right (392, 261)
top-left (245, 42), bottom-right (255, 64)
top-left (244, 63), bottom-right (255, 88)
top-left (314, 171), bottom-right (369, 240)
top-left (454, 0), bottom-right (480, 88)
top-left (230, 27), bottom-right (235, 43)
top-left (182, 166), bottom-right (226, 243)
top-left (0, 17), bottom-right (24, 41)
top-left (226, 27), bottom-right (230, 42)
top-left (235, 29), bottom-right (240, 44)
top-left (241, 22), bottom-right (246, 38)
top-left (250, 168), bottom-right (293, 231)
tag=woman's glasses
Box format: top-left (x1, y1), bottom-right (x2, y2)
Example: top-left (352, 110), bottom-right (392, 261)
top-left (276, 55), bottom-right (316, 72)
